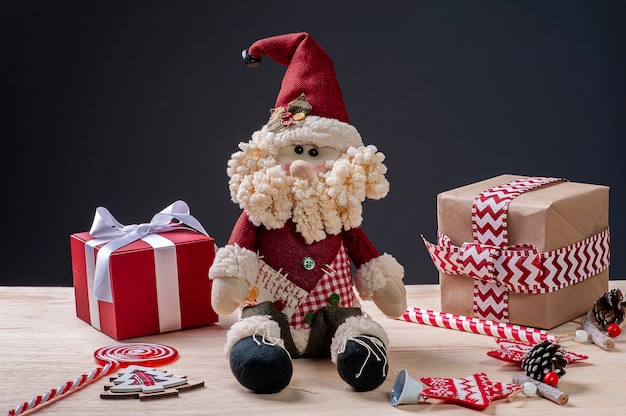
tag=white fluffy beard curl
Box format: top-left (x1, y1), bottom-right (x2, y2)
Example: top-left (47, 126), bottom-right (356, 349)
top-left (227, 139), bottom-right (293, 230)
top-left (227, 140), bottom-right (390, 244)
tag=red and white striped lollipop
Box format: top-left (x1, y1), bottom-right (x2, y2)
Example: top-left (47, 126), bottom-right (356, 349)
top-left (94, 343), bottom-right (179, 367)
top-left (8, 343), bottom-right (179, 416)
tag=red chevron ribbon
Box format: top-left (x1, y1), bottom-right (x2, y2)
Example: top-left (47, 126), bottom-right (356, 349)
top-left (471, 177), bottom-right (564, 321)
top-left (423, 228), bottom-right (610, 293)
top-left (473, 280), bottom-right (509, 322)
top-left (471, 177), bottom-right (564, 246)
top-left (424, 176), bottom-right (611, 322)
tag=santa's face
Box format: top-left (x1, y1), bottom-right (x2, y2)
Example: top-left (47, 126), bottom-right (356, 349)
top-left (276, 144), bottom-right (342, 181)
top-left (227, 134), bottom-right (389, 244)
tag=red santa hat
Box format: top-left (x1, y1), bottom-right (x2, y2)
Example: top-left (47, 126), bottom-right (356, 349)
top-left (243, 32), bottom-right (363, 151)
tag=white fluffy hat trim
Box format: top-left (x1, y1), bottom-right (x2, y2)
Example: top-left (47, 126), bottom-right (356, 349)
top-left (252, 115), bottom-right (363, 151)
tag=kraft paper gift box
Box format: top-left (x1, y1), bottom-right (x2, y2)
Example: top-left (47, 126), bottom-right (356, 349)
top-left (423, 175), bottom-right (610, 329)
top-left (71, 201), bottom-right (218, 340)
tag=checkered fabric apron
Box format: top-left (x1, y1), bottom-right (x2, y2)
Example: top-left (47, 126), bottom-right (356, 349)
top-left (289, 244), bottom-right (355, 329)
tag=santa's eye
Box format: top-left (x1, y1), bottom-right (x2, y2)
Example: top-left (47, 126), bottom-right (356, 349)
top-left (294, 146), bottom-right (304, 154)
top-left (308, 148), bottom-right (319, 157)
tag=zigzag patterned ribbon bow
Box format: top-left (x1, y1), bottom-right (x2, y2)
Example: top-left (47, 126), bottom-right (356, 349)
top-left (423, 177), bottom-right (611, 322)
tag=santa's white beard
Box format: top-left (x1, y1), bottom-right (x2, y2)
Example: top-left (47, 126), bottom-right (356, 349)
top-left (290, 172), bottom-right (346, 243)
top-left (232, 160), bottom-right (378, 244)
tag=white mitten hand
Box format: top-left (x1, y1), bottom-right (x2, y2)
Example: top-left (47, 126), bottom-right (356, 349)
top-left (371, 278), bottom-right (407, 318)
top-left (211, 276), bottom-right (249, 315)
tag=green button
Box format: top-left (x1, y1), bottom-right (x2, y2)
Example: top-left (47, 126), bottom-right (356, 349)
top-left (302, 257), bottom-right (315, 270)
top-left (305, 312), bottom-right (316, 325)
top-left (328, 293), bottom-right (340, 306)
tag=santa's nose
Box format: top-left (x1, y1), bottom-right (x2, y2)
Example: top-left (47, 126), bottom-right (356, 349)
top-left (289, 160), bottom-right (316, 181)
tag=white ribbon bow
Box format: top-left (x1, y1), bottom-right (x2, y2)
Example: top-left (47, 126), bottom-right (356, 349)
top-left (89, 200), bottom-right (208, 302)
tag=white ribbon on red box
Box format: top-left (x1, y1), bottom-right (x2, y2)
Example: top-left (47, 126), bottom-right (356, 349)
top-left (83, 200), bottom-right (208, 332)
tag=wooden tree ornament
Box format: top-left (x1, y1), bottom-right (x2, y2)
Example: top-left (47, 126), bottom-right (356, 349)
top-left (101, 365), bottom-right (204, 401)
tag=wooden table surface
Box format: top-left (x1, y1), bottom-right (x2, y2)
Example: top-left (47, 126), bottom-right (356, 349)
top-left (1, 282), bottom-right (625, 415)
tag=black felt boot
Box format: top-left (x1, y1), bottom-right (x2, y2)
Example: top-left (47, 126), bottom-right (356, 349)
top-left (337, 335), bottom-right (388, 392)
top-left (229, 336), bottom-right (293, 394)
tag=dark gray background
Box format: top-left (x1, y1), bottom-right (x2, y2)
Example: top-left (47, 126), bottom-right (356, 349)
top-left (3, 1), bottom-right (625, 286)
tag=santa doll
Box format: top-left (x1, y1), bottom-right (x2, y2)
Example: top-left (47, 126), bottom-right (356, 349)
top-left (209, 32), bottom-right (406, 394)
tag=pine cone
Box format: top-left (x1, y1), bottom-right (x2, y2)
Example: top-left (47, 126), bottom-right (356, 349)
top-left (521, 340), bottom-right (567, 382)
top-left (593, 289), bottom-right (626, 329)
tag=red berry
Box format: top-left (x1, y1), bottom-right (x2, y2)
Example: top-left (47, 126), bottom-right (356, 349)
top-left (606, 323), bottom-right (622, 338)
top-left (543, 371), bottom-right (559, 387)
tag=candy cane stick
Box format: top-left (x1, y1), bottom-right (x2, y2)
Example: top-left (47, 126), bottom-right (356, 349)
top-left (401, 307), bottom-right (558, 343)
top-left (7, 343), bottom-right (178, 416)
top-left (8, 360), bottom-right (119, 416)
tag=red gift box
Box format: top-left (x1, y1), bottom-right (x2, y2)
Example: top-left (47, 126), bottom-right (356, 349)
top-left (70, 202), bottom-right (218, 340)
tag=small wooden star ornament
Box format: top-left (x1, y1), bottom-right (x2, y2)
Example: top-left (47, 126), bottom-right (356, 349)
top-left (420, 372), bottom-right (521, 410)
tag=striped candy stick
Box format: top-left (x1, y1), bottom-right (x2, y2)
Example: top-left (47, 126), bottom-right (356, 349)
top-left (7, 342), bottom-right (179, 416)
top-left (402, 307), bottom-right (558, 343)
top-left (8, 359), bottom-right (119, 416)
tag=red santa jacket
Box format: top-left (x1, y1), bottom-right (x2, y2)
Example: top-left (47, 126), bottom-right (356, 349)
top-left (227, 212), bottom-right (381, 292)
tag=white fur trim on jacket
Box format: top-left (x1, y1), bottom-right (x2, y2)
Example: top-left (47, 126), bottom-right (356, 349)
top-left (330, 316), bottom-right (389, 363)
top-left (353, 253), bottom-right (404, 299)
top-left (252, 115), bottom-right (363, 151)
top-left (209, 244), bottom-right (260, 287)
top-left (223, 315), bottom-right (283, 357)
